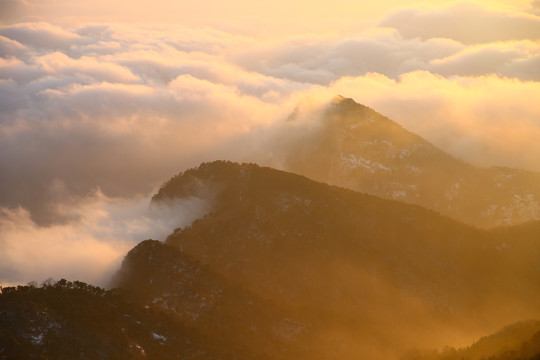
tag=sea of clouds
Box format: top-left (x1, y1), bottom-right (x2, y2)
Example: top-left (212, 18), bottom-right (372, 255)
top-left (1, 1), bottom-right (539, 286)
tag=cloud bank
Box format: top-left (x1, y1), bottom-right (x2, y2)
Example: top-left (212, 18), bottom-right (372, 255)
top-left (0, 191), bottom-right (210, 287)
top-left (379, 3), bottom-right (540, 44)
top-left (0, 2), bottom-right (539, 286)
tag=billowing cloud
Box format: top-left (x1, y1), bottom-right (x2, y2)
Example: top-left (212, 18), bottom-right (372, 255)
top-left (429, 41), bottom-right (540, 80)
top-left (236, 27), bottom-right (540, 83)
top-left (0, 34), bottom-right (26, 56)
top-left (35, 52), bottom-right (140, 83)
top-left (0, 23), bottom-right (304, 225)
top-left (235, 29), bottom-right (464, 84)
top-left (0, 56), bottom-right (41, 82)
top-left (380, 3), bottom-right (540, 44)
top-left (0, 190), bottom-right (210, 287)
top-left (0, 22), bottom-right (86, 50)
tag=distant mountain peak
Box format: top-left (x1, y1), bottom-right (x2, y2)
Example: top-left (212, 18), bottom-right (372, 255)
top-left (330, 94), bottom-right (349, 103)
top-left (328, 95), bottom-right (370, 113)
top-left (273, 96), bottom-right (540, 228)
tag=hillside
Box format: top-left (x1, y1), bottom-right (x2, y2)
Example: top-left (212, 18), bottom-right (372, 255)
top-left (144, 161), bottom-right (540, 359)
top-left (0, 279), bottom-right (241, 360)
top-left (3, 160), bottom-right (540, 359)
top-left (268, 96), bottom-right (540, 228)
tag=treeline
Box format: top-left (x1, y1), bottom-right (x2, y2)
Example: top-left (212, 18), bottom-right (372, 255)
top-left (1, 278), bottom-right (106, 297)
top-left (0, 278), bottom-right (236, 360)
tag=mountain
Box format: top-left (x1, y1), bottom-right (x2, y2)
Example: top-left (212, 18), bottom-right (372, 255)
top-left (136, 160), bottom-right (540, 360)
top-left (268, 96), bottom-right (540, 228)
top-left (111, 239), bottom-right (316, 360)
top-left (3, 161), bottom-right (540, 359)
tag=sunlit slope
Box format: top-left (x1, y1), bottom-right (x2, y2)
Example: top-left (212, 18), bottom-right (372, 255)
top-left (273, 96), bottom-right (540, 228)
top-left (150, 161), bottom-right (540, 359)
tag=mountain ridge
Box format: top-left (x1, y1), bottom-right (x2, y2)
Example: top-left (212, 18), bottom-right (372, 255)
top-left (147, 160), bottom-right (540, 359)
top-left (3, 159), bottom-right (540, 359)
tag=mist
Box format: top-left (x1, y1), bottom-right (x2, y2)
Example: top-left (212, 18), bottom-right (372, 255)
top-left (0, 190), bottom-right (210, 287)
top-left (1, 2), bottom-right (539, 287)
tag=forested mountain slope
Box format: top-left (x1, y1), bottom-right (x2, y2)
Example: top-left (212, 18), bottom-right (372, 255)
top-left (3, 160), bottom-right (540, 359)
top-left (0, 280), bottom-right (241, 360)
top-left (144, 161), bottom-right (540, 359)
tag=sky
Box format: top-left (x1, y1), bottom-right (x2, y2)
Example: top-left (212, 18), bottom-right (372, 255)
top-left (0, 0), bottom-right (539, 286)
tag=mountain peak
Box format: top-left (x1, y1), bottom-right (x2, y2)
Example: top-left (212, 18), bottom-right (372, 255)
top-left (331, 94), bottom-right (348, 103)
top-left (274, 97), bottom-right (540, 228)
top-left (330, 94), bottom-right (363, 109)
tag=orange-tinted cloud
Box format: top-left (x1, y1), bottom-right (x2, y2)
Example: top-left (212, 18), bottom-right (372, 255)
top-left (380, 3), bottom-right (540, 44)
top-left (0, 190), bottom-right (210, 287)
top-left (429, 41), bottom-right (540, 80)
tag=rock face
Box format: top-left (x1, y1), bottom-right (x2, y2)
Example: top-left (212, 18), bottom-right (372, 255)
top-left (143, 161), bottom-right (540, 359)
top-left (273, 96), bottom-right (540, 228)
